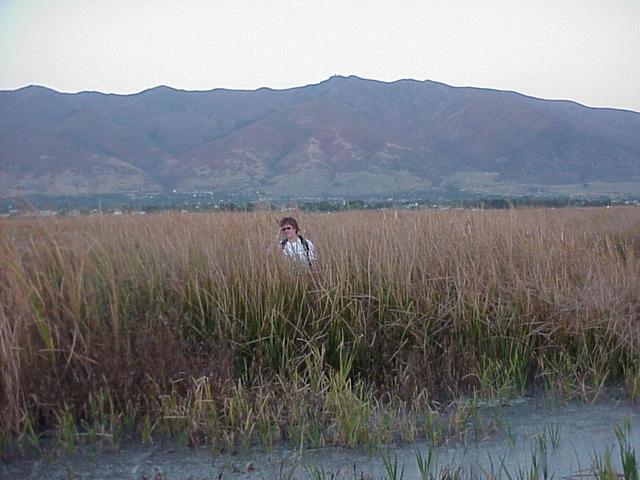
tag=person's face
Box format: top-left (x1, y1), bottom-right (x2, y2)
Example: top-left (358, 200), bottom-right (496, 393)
top-left (280, 224), bottom-right (297, 241)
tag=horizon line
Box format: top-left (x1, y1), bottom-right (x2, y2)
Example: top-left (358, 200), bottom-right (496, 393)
top-left (2, 75), bottom-right (639, 114)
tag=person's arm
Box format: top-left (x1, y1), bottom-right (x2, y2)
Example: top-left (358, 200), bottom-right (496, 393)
top-left (307, 240), bottom-right (316, 261)
top-left (280, 239), bottom-right (290, 256)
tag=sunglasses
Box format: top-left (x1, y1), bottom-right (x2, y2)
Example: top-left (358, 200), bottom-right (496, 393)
top-left (280, 226), bottom-right (293, 231)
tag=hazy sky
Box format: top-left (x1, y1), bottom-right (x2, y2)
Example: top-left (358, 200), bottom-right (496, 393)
top-left (1, 0), bottom-right (639, 111)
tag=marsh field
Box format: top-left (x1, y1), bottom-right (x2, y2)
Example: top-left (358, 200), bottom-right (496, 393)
top-left (1, 207), bottom-right (640, 462)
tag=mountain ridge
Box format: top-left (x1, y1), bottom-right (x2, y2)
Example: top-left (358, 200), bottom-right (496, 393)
top-left (9, 77), bottom-right (639, 114)
top-left (1, 76), bottom-right (639, 197)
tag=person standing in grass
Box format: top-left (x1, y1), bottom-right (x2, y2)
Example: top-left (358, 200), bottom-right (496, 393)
top-left (279, 216), bottom-right (316, 267)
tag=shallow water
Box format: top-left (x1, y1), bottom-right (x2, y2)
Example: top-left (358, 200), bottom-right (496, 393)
top-left (3, 398), bottom-right (639, 479)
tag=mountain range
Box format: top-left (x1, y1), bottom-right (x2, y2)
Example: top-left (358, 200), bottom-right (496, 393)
top-left (1, 75), bottom-right (639, 197)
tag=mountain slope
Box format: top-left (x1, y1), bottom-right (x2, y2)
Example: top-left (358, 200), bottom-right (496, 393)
top-left (1, 76), bottom-right (639, 196)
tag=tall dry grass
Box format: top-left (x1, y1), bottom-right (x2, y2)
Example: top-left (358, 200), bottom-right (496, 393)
top-left (1, 207), bottom-right (639, 450)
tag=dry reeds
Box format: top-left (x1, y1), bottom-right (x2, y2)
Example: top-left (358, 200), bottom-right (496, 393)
top-left (1, 207), bottom-right (639, 452)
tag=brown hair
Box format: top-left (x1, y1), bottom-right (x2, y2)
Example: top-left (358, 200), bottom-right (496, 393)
top-left (279, 217), bottom-right (300, 232)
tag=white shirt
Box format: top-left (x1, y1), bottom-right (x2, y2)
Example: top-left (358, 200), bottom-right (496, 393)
top-left (281, 237), bottom-right (316, 265)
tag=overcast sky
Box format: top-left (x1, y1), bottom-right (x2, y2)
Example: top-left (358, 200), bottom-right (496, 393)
top-left (1, 0), bottom-right (639, 111)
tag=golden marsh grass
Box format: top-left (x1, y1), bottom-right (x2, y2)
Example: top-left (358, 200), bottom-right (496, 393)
top-left (1, 207), bottom-right (639, 452)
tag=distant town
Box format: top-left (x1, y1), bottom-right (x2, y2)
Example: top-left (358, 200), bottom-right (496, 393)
top-left (2, 191), bottom-right (639, 217)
